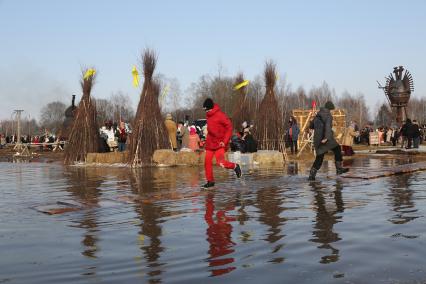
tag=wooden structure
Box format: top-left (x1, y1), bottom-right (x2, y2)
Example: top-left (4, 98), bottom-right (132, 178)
top-left (64, 68), bottom-right (100, 164)
top-left (292, 108), bottom-right (346, 157)
top-left (128, 49), bottom-right (169, 166)
top-left (257, 61), bottom-right (282, 150)
top-left (232, 73), bottom-right (250, 131)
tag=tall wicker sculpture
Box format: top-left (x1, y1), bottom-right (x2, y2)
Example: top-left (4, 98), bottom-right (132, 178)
top-left (232, 73), bottom-right (251, 131)
top-left (128, 49), bottom-right (169, 166)
top-left (256, 61), bottom-right (282, 150)
top-left (64, 69), bottom-right (100, 164)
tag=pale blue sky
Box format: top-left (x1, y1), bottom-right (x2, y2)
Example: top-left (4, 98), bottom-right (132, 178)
top-left (0, 0), bottom-right (425, 120)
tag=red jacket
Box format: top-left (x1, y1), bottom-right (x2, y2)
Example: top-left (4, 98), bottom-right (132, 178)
top-left (205, 104), bottom-right (233, 150)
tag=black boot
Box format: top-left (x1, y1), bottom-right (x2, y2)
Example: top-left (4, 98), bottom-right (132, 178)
top-left (202, 181), bottom-right (215, 188)
top-left (234, 164), bottom-right (242, 178)
top-left (308, 167), bottom-right (318, 181)
top-left (335, 161), bottom-right (349, 175)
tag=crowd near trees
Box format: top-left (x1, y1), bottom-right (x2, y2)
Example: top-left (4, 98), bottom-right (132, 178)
top-left (1, 69), bottom-right (425, 136)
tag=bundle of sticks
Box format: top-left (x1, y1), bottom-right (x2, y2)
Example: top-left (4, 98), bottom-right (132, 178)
top-left (256, 61), bottom-right (282, 150)
top-left (232, 73), bottom-right (251, 132)
top-left (64, 69), bottom-right (100, 164)
top-left (128, 49), bottom-right (168, 166)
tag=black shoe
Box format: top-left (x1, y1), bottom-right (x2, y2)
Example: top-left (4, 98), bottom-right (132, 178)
top-left (308, 167), bottom-right (318, 181)
top-left (234, 164), bottom-right (242, 178)
top-left (335, 161), bottom-right (349, 175)
top-left (202, 181), bottom-right (215, 188)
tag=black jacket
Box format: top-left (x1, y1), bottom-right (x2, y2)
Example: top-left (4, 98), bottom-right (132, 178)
top-left (313, 108), bottom-right (339, 155)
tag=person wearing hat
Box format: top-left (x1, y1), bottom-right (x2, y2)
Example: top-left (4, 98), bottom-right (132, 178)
top-left (202, 97), bottom-right (242, 188)
top-left (164, 113), bottom-right (178, 151)
top-left (308, 101), bottom-right (349, 180)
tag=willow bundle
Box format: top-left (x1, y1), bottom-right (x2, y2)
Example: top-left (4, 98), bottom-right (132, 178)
top-left (232, 73), bottom-right (251, 131)
top-left (256, 61), bottom-right (282, 150)
top-left (64, 69), bottom-right (100, 164)
top-left (129, 49), bottom-right (169, 166)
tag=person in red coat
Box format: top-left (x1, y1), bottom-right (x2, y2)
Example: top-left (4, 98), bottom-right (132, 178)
top-left (202, 98), bottom-right (241, 188)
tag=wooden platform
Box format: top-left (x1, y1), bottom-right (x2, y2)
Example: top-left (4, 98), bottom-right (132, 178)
top-left (341, 161), bottom-right (426, 179)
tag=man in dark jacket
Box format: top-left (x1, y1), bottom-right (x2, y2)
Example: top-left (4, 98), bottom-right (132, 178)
top-left (308, 101), bottom-right (349, 180)
top-left (202, 98), bottom-right (241, 188)
top-left (404, 118), bottom-right (414, 149)
top-left (400, 119), bottom-right (411, 148)
top-left (411, 120), bottom-right (421, 148)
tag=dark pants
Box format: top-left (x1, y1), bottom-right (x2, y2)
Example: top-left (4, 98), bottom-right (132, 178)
top-left (312, 145), bottom-right (343, 170)
top-left (406, 137), bottom-right (412, 149)
top-left (413, 137), bottom-right (420, 148)
top-left (118, 142), bottom-right (126, 152)
top-left (289, 140), bottom-right (298, 154)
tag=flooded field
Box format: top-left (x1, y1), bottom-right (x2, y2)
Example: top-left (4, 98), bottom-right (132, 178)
top-left (1, 157), bottom-right (426, 283)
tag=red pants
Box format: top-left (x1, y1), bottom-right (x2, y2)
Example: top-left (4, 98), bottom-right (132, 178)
top-left (205, 148), bottom-right (236, 182)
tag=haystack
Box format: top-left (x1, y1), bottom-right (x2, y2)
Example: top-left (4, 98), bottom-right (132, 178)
top-left (128, 49), bottom-right (169, 166)
top-left (232, 73), bottom-right (251, 131)
top-left (64, 69), bottom-right (100, 164)
top-left (256, 61), bottom-right (282, 150)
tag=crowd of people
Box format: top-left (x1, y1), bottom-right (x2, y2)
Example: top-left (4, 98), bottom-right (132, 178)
top-left (0, 131), bottom-right (61, 150)
top-left (99, 121), bottom-right (131, 152)
top-left (164, 113), bottom-right (258, 155)
top-left (356, 120), bottom-right (425, 149)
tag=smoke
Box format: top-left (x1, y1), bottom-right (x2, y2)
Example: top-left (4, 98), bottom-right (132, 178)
top-left (0, 63), bottom-right (71, 120)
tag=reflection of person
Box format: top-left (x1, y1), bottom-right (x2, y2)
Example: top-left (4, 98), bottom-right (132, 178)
top-left (164, 113), bottom-right (178, 151)
top-left (202, 98), bottom-right (241, 188)
top-left (204, 193), bottom-right (236, 276)
top-left (308, 101), bottom-right (349, 180)
top-left (388, 174), bottom-right (416, 224)
top-left (310, 181), bottom-right (344, 264)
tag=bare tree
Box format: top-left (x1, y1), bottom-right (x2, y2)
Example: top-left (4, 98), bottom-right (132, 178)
top-left (336, 91), bottom-right (370, 126)
top-left (374, 103), bottom-right (393, 127)
top-left (39, 101), bottom-right (66, 133)
top-left (95, 98), bottom-right (114, 125)
top-left (110, 91), bottom-right (135, 122)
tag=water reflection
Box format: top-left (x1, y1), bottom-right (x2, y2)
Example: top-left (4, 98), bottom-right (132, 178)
top-left (256, 186), bottom-right (286, 263)
top-left (286, 161), bottom-right (299, 175)
top-left (387, 174), bottom-right (418, 224)
top-left (66, 168), bottom-right (102, 259)
top-left (130, 169), bottom-right (165, 283)
top-left (204, 192), bottom-right (236, 276)
top-left (310, 181), bottom-right (344, 264)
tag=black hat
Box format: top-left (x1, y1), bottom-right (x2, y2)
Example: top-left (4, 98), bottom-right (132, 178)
top-left (324, 101), bottom-right (335, 110)
top-left (203, 98), bottom-right (214, 110)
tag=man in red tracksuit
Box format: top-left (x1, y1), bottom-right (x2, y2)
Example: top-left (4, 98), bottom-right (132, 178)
top-left (202, 98), bottom-right (241, 188)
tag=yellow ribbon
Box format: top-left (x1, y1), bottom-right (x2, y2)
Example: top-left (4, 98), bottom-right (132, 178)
top-left (84, 68), bottom-right (96, 80)
top-left (233, 80), bottom-right (249, 90)
top-left (132, 65), bottom-right (139, 87)
top-left (160, 85), bottom-right (169, 103)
